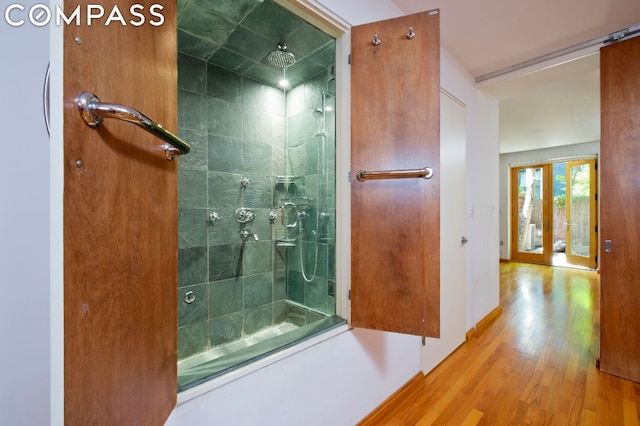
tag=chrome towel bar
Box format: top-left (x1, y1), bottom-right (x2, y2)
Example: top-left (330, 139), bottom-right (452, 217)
top-left (356, 167), bottom-right (433, 182)
top-left (76, 91), bottom-right (190, 160)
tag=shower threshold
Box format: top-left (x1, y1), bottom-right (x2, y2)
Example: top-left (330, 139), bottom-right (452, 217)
top-left (177, 315), bottom-right (345, 392)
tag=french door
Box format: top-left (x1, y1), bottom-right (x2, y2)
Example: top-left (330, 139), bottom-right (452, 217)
top-left (510, 164), bottom-right (553, 264)
top-left (564, 159), bottom-right (597, 269)
top-left (510, 160), bottom-right (597, 268)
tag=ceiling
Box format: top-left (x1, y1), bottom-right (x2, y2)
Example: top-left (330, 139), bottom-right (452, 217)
top-left (177, 0), bottom-right (334, 89)
top-left (391, 0), bottom-right (640, 153)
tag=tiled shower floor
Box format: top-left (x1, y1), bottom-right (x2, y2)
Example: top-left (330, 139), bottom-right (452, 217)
top-left (177, 315), bottom-right (345, 391)
top-left (178, 322), bottom-right (298, 372)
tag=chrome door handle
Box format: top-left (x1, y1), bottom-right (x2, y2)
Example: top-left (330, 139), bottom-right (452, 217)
top-left (76, 92), bottom-right (190, 160)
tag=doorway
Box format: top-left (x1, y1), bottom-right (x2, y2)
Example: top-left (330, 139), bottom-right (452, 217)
top-left (510, 158), bottom-right (597, 269)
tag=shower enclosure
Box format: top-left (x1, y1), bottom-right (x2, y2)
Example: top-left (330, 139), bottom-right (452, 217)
top-left (175, 0), bottom-right (341, 391)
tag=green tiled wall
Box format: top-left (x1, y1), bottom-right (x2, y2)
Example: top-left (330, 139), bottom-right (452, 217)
top-left (177, 52), bottom-right (336, 361)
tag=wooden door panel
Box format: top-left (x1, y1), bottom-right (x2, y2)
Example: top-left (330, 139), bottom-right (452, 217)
top-left (600, 36), bottom-right (640, 383)
top-left (351, 11), bottom-right (440, 337)
top-left (64, 0), bottom-right (178, 423)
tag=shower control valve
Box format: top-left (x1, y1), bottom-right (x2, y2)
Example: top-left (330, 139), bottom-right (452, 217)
top-left (240, 228), bottom-right (259, 242)
top-left (235, 207), bottom-right (255, 224)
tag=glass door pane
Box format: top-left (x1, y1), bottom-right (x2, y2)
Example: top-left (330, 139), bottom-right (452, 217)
top-left (511, 164), bottom-right (552, 264)
top-left (565, 159), bottom-right (597, 269)
top-left (517, 167), bottom-right (543, 254)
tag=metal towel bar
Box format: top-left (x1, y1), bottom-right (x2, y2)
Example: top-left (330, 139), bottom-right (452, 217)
top-left (356, 167), bottom-right (433, 182)
top-left (76, 91), bottom-right (190, 160)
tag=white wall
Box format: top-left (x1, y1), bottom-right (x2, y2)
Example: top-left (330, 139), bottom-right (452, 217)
top-left (498, 141), bottom-right (600, 260)
top-left (440, 50), bottom-right (501, 331)
top-left (0, 17), bottom-right (51, 426)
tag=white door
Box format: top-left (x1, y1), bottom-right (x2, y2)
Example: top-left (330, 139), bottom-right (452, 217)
top-left (421, 90), bottom-right (467, 373)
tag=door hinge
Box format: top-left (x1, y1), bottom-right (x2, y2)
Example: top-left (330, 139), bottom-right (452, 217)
top-left (422, 336), bottom-right (426, 346)
top-left (348, 289), bottom-right (351, 300)
top-left (595, 192), bottom-right (598, 201)
top-left (595, 225), bottom-right (598, 233)
top-left (595, 255), bottom-right (598, 264)
top-left (348, 54), bottom-right (351, 65)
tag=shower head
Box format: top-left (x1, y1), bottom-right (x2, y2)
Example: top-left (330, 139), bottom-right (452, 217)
top-left (267, 43), bottom-right (296, 69)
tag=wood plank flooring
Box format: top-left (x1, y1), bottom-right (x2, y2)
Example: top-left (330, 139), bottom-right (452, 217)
top-left (359, 262), bottom-right (640, 425)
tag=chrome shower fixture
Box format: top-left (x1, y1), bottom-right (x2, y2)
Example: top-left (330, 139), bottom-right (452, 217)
top-left (267, 43), bottom-right (296, 69)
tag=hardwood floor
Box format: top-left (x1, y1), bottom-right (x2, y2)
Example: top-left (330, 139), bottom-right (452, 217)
top-left (360, 262), bottom-right (640, 425)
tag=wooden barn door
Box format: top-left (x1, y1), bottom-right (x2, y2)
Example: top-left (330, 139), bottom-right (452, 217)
top-left (599, 35), bottom-right (640, 383)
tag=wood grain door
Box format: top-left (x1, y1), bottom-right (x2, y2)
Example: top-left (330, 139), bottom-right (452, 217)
top-left (351, 10), bottom-right (440, 337)
top-left (63, 0), bottom-right (178, 423)
top-left (600, 35), bottom-right (640, 383)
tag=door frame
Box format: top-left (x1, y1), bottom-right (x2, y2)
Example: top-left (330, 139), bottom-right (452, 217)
top-left (509, 157), bottom-right (598, 268)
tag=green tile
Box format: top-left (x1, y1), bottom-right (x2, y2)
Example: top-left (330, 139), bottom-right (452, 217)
top-left (305, 310), bottom-right (325, 325)
top-left (208, 135), bottom-right (243, 173)
top-left (208, 47), bottom-right (255, 74)
top-left (209, 277), bottom-right (243, 318)
top-left (209, 313), bottom-right (243, 347)
top-left (209, 244), bottom-right (243, 281)
top-left (208, 171), bottom-right (243, 211)
top-left (178, 208), bottom-right (208, 249)
top-left (242, 175), bottom-right (272, 208)
top-left (177, 30), bottom-right (219, 61)
top-left (286, 303), bottom-right (305, 327)
top-left (305, 277), bottom-right (328, 314)
top-left (243, 240), bottom-right (271, 276)
top-left (179, 7), bottom-right (235, 45)
top-left (178, 321), bottom-right (208, 360)
top-left (207, 97), bottom-right (243, 139)
top-left (224, 26), bottom-right (273, 63)
top-left (178, 90), bottom-right (208, 133)
top-left (178, 169), bottom-right (207, 208)
top-left (187, 0), bottom-right (259, 23)
top-left (178, 53), bottom-right (206, 93)
top-left (178, 284), bottom-right (209, 326)
top-left (240, 1), bottom-right (304, 42)
top-left (244, 304), bottom-right (272, 335)
top-left (243, 141), bottom-right (272, 176)
top-left (273, 300), bottom-right (287, 323)
top-left (287, 270), bottom-right (304, 304)
top-left (207, 65), bottom-right (242, 104)
top-left (244, 272), bottom-right (273, 308)
top-left (242, 77), bottom-right (285, 114)
top-left (242, 105), bottom-right (284, 147)
top-left (208, 205), bottom-right (241, 245)
top-left (286, 23), bottom-right (333, 58)
top-left (250, 208), bottom-right (272, 242)
top-left (177, 129), bottom-right (207, 172)
top-left (178, 246), bottom-right (208, 287)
